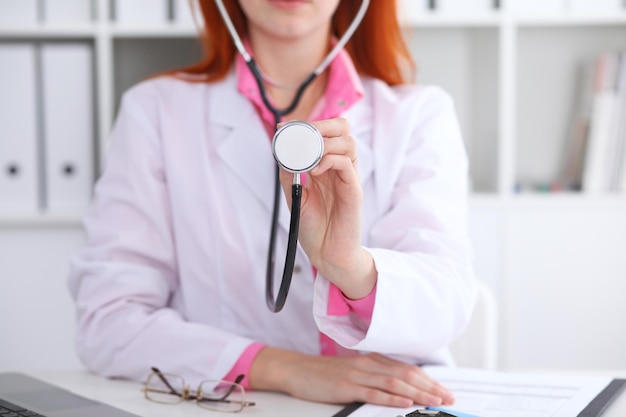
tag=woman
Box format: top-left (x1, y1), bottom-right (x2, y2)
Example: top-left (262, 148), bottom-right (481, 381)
top-left (69, 0), bottom-right (476, 408)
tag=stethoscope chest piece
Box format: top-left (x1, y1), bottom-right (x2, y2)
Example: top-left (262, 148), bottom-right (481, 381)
top-left (272, 121), bottom-right (324, 174)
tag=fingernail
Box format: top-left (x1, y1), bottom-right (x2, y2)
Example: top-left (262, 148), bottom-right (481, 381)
top-left (399, 398), bottom-right (413, 408)
top-left (427, 395), bottom-right (442, 406)
top-left (439, 388), bottom-right (455, 405)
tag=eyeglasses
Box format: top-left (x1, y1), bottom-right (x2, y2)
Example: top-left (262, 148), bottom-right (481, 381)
top-left (143, 367), bottom-right (255, 413)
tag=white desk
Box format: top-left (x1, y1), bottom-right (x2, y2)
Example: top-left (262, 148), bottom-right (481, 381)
top-left (23, 370), bottom-right (626, 417)
top-left (25, 370), bottom-right (343, 417)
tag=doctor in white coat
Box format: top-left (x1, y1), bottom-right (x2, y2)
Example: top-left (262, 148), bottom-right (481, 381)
top-left (69, 0), bottom-right (476, 409)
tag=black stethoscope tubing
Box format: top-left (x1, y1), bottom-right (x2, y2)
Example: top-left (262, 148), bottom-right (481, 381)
top-left (213, 0), bottom-right (370, 312)
top-left (248, 60), bottom-right (318, 313)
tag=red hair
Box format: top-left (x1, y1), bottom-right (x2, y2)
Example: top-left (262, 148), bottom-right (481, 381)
top-left (172, 0), bottom-right (414, 86)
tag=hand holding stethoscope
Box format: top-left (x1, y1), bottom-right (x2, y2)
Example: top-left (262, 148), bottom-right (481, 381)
top-left (277, 118), bottom-right (377, 301)
top-left (214, 0), bottom-right (371, 312)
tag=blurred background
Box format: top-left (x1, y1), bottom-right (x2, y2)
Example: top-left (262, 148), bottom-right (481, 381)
top-left (1, 0), bottom-right (625, 372)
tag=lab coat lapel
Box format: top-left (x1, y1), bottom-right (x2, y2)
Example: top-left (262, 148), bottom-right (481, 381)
top-left (209, 74), bottom-right (291, 232)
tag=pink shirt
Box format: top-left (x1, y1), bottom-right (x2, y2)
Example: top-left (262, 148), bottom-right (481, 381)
top-left (224, 48), bottom-right (376, 388)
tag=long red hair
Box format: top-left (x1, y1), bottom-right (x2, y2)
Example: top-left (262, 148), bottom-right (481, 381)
top-left (172, 0), bottom-right (414, 85)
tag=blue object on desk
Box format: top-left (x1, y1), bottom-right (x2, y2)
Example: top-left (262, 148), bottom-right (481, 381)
top-left (426, 406), bottom-right (480, 417)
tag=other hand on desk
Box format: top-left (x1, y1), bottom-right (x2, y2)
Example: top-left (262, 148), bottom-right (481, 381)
top-left (249, 347), bottom-right (455, 408)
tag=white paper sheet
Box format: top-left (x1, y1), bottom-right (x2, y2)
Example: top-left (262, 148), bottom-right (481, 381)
top-left (348, 366), bottom-right (612, 417)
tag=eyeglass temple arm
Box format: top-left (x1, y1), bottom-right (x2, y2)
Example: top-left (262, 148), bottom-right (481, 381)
top-left (196, 397), bottom-right (256, 407)
top-left (150, 367), bottom-right (182, 396)
top-left (212, 374), bottom-right (245, 401)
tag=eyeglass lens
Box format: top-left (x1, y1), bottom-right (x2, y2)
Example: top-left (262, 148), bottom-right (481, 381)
top-left (145, 372), bottom-right (247, 412)
top-left (198, 379), bottom-right (246, 412)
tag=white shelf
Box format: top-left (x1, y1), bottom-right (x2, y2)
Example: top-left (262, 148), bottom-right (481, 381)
top-left (5, 193), bottom-right (623, 227)
top-left (400, 15), bottom-right (501, 27)
top-left (469, 192), bottom-right (626, 210)
top-left (509, 192), bottom-right (626, 206)
top-left (515, 15), bottom-right (626, 26)
top-left (0, 26), bottom-right (97, 38)
top-left (0, 213), bottom-right (83, 227)
top-left (109, 24), bottom-right (198, 38)
top-left (2, 14), bottom-right (623, 39)
top-left (2, 16), bottom-right (623, 38)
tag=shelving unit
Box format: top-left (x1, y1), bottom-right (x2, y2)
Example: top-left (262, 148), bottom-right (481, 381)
top-left (2, 2), bottom-right (624, 199)
top-left (1, 0), bottom-right (626, 371)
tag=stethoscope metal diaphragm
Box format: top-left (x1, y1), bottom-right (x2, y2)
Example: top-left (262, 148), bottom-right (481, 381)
top-left (272, 121), bottom-right (324, 174)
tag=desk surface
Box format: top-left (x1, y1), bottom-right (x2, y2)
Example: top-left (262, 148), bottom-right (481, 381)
top-left (25, 370), bottom-right (343, 417)
top-left (23, 369), bottom-right (626, 417)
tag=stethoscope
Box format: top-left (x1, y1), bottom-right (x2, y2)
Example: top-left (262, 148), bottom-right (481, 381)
top-left (214, 0), bottom-right (370, 312)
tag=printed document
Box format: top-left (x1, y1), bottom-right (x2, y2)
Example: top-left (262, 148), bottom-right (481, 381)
top-left (347, 366), bottom-right (612, 417)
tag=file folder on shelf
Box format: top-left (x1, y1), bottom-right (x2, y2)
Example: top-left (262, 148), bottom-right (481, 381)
top-left (173, 0), bottom-right (195, 25)
top-left (40, 43), bottom-right (95, 214)
top-left (114, 0), bottom-right (168, 25)
top-left (0, 44), bottom-right (40, 215)
top-left (43, 0), bottom-right (92, 24)
top-left (0, 0), bottom-right (38, 25)
top-left (397, 0), bottom-right (430, 20)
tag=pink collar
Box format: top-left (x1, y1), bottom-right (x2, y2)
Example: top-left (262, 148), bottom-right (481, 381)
top-left (236, 43), bottom-right (364, 130)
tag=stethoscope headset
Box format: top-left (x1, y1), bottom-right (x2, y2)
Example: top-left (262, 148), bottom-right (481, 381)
top-left (214, 0), bottom-right (370, 312)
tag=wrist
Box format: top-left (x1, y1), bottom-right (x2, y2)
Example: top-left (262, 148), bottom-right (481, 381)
top-left (318, 248), bottom-right (377, 300)
top-left (248, 347), bottom-right (307, 393)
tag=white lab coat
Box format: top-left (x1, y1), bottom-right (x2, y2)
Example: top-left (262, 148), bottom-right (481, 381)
top-left (69, 69), bottom-right (476, 386)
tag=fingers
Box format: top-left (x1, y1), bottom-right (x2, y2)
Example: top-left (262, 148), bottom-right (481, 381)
top-left (314, 118), bottom-right (358, 165)
top-left (349, 371), bottom-right (446, 408)
top-left (351, 354), bottom-right (455, 407)
top-left (271, 351), bottom-right (455, 409)
top-left (310, 129), bottom-right (358, 182)
top-left (310, 154), bottom-right (358, 185)
top-left (310, 118), bottom-right (351, 139)
top-left (319, 136), bottom-right (358, 164)
top-left (351, 385), bottom-right (415, 409)
top-left (378, 355), bottom-right (455, 405)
